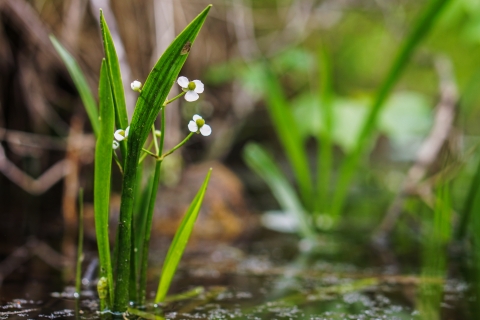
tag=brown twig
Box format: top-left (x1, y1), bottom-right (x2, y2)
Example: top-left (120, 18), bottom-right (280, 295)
top-left (61, 115), bottom-right (83, 275)
top-left (61, 0), bottom-right (89, 50)
top-left (372, 56), bottom-right (458, 247)
top-left (0, 127), bottom-right (67, 150)
top-left (0, 143), bottom-right (71, 195)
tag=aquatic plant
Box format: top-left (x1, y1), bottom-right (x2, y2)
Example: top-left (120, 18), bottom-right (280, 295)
top-left (243, 0), bottom-right (453, 236)
top-left (51, 5), bottom-right (212, 315)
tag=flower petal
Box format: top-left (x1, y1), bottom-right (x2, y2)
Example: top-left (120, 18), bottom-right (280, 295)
top-left (185, 90), bottom-right (199, 102)
top-left (114, 129), bottom-right (125, 141)
top-left (188, 120), bottom-right (198, 132)
top-left (112, 140), bottom-right (120, 150)
top-left (177, 76), bottom-right (189, 88)
top-left (125, 126), bottom-right (130, 137)
top-left (193, 80), bottom-right (204, 93)
top-left (192, 114), bottom-right (202, 121)
top-left (200, 124), bottom-right (212, 136)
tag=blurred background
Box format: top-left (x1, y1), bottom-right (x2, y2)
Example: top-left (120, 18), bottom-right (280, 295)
top-left (1, 0), bottom-right (480, 313)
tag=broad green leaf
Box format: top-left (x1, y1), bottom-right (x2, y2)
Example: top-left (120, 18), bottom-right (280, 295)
top-left (332, 98), bottom-right (369, 153)
top-left (50, 35), bottom-right (99, 136)
top-left (291, 92), bottom-right (321, 139)
top-left (155, 169), bottom-right (212, 303)
top-left (114, 6), bottom-right (211, 311)
top-left (380, 92), bottom-right (432, 143)
top-left (262, 67), bottom-right (313, 210)
top-left (94, 59), bottom-right (115, 307)
top-left (243, 143), bottom-right (315, 239)
top-left (293, 94), bottom-right (369, 153)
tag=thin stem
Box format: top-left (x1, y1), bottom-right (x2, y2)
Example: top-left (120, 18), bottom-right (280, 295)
top-left (152, 125), bottom-right (160, 155)
top-left (138, 139), bottom-right (155, 165)
top-left (112, 150), bottom-right (123, 174)
top-left (75, 188), bottom-right (84, 297)
top-left (159, 132), bottom-right (194, 161)
top-left (163, 91), bottom-right (185, 106)
top-left (142, 148), bottom-right (159, 159)
top-left (159, 107), bottom-right (166, 155)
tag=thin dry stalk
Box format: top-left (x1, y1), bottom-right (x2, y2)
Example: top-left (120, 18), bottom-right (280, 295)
top-left (0, 143), bottom-right (71, 195)
top-left (61, 0), bottom-right (89, 49)
top-left (373, 57), bottom-right (458, 246)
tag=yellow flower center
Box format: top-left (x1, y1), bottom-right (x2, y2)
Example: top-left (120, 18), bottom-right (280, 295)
top-left (188, 81), bottom-right (196, 91)
top-left (195, 118), bottom-right (205, 128)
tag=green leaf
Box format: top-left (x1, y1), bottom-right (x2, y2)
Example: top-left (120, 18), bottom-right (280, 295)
top-left (99, 10), bottom-right (129, 130)
top-left (262, 67), bottom-right (313, 211)
top-left (155, 169), bottom-right (212, 303)
top-left (94, 59), bottom-right (115, 308)
top-left (50, 35), bottom-right (99, 136)
top-left (243, 143), bottom-right (315, 239)
top-left (379, 91), bottom-right (432, 143)
top-left (113, 5), bottom-right (211, 312)
top-left (100, 10), bottom-right (129, 160)
top-left (331, 0), bottom-right (453, 218)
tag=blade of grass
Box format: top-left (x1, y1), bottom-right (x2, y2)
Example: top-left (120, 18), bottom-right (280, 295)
top-left (113, 6), bottom-right (211, 312)
top-left (417, 183), bottom-right (451, 319)
top-left (456, 155), bottom-right (480, 240)
top-left (262, 66), bottom-right (313, 211)
top-left (50, 35), bottom-right (99, 136)
top-left (94, 59), bottom-right (115, 308)
top-left (100, 11), bottom-right (129, 161)
top-left (330, 0), bottom-right (453, 219)
top-left (315, 47), bottom-right (334, 217)
top-left (243, 143), bottom-right (315, 239)
top-left (75, 188), bottom-right (84, 297)
top-left (155, 169), bottom-right (212, 303)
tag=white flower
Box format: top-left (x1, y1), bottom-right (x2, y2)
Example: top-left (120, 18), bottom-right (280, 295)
top-left (188, 114), bottom-right (211, 136)
top-left (114, 126), bottom-right (130, 141)
top-left (112, 140), bottom-right (119, 150)
top-left (177, 76), bottom-right (204, 102)
top-left (131, 80), bottom-right (142, 92)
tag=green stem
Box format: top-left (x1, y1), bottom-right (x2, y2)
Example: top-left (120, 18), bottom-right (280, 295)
top-left (113, 144), bottom-right (139, 311)
top-left (113, 150), bottom-right (123, 174)
top-left (138, 139), bottom-right (155, 165)
top-left (330, 0), bottom-right (452, 219)
top-left (142, 148), bottom-right (159, 159)
top-left (139, 107), bottom-right (166, 307)
top-left (315, 48), bottom-right (333, 218)
top-left (159, 132), bottom-right (194, 161)
top-left (152, 125), bottom-right (160, 155)
top-left (164, 91), bottom-right (186, 106)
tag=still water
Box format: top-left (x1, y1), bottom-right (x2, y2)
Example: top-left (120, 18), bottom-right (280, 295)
top-left (0, 231), bottom-right (473, 319)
